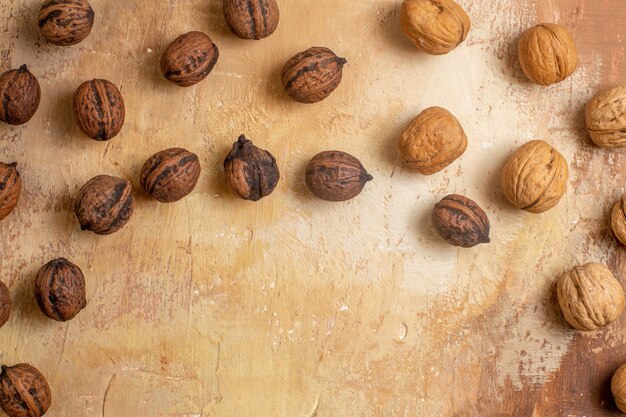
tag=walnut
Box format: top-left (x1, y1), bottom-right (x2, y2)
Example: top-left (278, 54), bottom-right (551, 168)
top-left (432, 194), bottom-right (490, 248)
top-left (0, 162), bottom-right (22, 222)
top-left (0, 363), bottom-right (51, 417)
top-left (223, 0), bottom-right (279, 40)
top-left (0, 65), bottom-right (41, 125)
top-left (0, 281), bottom-right (10, 328)
top-left (400, 0), bottom-right (471, 55)
top-left (140, 148), bottom-right (201, 203)
top-left (399, 107), bottom-right (468, 174)
top-left (73, 79), bottom-right (125, 141)
top-left (500, 140), bottom-right (568, 213)
top-left (518, 23), bottom-right (578, 86)
top-left (305, 151), bottom-right (373, 202)
top-left (557, 263), bottom-right (625, 331)
top-left (75, 175), bottom-right (134, 235)
top-left (38, 0), bottom-right (94, 46)
top-left (585, 85), bottom-right (626, 148)
top-left (612, 363), bottom-right (626, 413)
top-left (611, 196), bottom-right (626, 245)
top-left (35, 258), bottom-right (86, 322)
top-left (161, 31), bottom-right (219, 87)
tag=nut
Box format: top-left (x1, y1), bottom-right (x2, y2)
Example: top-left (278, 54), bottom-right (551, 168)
top-left (224, 135), bottom-right (279, 201)
top-left (612, 197), bottom-right (626, 245)
top-left (282, 47), bottom-right (347, 104)
top-left (500, 140), bottom-right (568, 213)
top-left (38, 0), bottom-right (94, 46)
top-left (612, 363), bottom-right (626, 413)
top-left (518, 23), bottom-right (577, 86)
top-left (399, 106), bottom-right (468, 174)
top-left (223, 0), bottom-right (279, 40)
top-left (0, 65), bottom-right (41, 125)
top-left (35, 258), bottom-right (86, 322)
top-left (140, 148), bottom-right (201, 203)
top-left (0, 281), bottom-right (10, 328)
top-left (75, 175), bottom-right (134, 235)
top-left (73, 79), bottom-right (125, 141)
top-left (432, 194), bottom-right (490, 248)
top-left (305, 151), bottom-right (373, 202)
top-left (0, 363), bottom-right (51, 417)
top-left (585, 85), bottom-right (626, 148)
top-left (557, 263), bottom-right (625, 331)
top-left (161, 31), bottom-right (219, 87)
top-left (0, 162), bottom-right (21, 222)
top-left (400, 0), bottom-right (471, 55)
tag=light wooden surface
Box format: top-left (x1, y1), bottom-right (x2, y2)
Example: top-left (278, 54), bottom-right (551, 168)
top-left (0, 0), bottom-right (625, 416)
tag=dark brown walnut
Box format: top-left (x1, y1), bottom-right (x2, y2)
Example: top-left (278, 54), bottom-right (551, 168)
top-left (0, 363), bottom-right (51, 417)
top-left (161, 31), bottom-right (219, 87)
top-left (35, 258), bottom-right (86, 322)
top-left (75, 175), bottom-right (134, 235)
top-left (0, 65), bottom-right (41, 125)
top-left (223, 0), bottom-right (279, 40)
top-left (0, 162), bottom-right (21, 222)
top-left (0, 281), bottom-right (10, 328)
top-left (432, 194), bottom-right (490, 248)
top-left (73, 79), bottom-right (125, 141)
top-left (140, 148), bottom-right (201, 203)
top-left (282, 47), bottom-right (347, 104)
top-left (38, 0), bottom-right (94, 46)
top-left (305, 151), bottom-right (373, 202)
top-left (224, 135), bottom-right (279, 201)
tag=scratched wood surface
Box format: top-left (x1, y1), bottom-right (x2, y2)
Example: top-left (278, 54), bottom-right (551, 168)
top-left (0, 0), bottom-right (625, 416)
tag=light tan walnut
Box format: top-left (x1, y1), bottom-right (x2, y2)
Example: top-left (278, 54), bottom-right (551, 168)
top-left (518, 23), bottom-right (577, 86)
top-left (612, 363), bottom-right (626, 413)
top-left (612, 197), bottom-right (626, 245)
top-left (585, 85), bottom-right (626, 148)
top-left (400, 0), bottom-right (470, 55)
top-left (557, 263), bottom-right (625, 331)
top-left (500, 140), bottom-right (568, 213)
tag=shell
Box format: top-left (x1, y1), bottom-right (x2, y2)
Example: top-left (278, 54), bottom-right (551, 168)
top-left (500, 140), bottom-right (569, 213)
top-left (0, 65), bottom-right (41, 125)
top-left (35, 258), bottom-right (86, 322)
top-left (585, 85), bottom-right (626, 148)
top-left (75, 175), bottom-right (134, 235)
top-left (281, 47), bottom-right (347, 104)
top-left (73, 79), bottom-right (125, 141)
top-left (0, 281), bottom-right (10, 328)
top-left (557, 263), bottom-right (625, 331)
top-left (399, 106), bottom-right (468, 174)
top-left (160, 31), bottom-right (219, 87)
top-left (518, 23), bottom-right (578, 86)
top-left (223, 0), bottom-right (279, 40)
top-left (224, 135), bottom-right (280, 201)
top-left (305, 151), bottom-right (373, 202)
top-left (400, 0), bottom-right (471, 55)
top-left (432, 194), bottom-right (490, 248)
top-left (612, 363), bottom-right (626, 413)
top-left (0, 363), bottom-right (51, 417)
top-left (140, 148), bottom-right (201, 203)
top-left (0, 162), bottom-right (22, 221)
top-left (611, 197), bottom-right (626, 245)
top-left (38, 0), bottom-right (94, 46)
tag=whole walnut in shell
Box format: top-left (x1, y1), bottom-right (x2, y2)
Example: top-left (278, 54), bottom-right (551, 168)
top-left (38, 0), bottom-right (94, 46)
top-left (0, 162), bottom-right (22, 221)
top-left (161, 31), bottom-right (219, 87)
top-left (501, 140), bottom-right (568, 213)
top-left (611, 197), bottom-right (626, 245)
top-left (305, 151), bottom-right (373, 202)
top-left (223, 0), bottom-right (279, 40)
top-left (432, 194), bottom-right (490, 248)
top-left (585, 85), bottom-right (626, 148)
top-left (557, 263), bottom-right (625, 331)
top-left (0, 281), bottom-right (10, 328)
top-left (75, 175), bottom-right (134, 235)
top-left (612, 363), bottom-right (626, 413)
top-left (399, 107), bottom-right (467, 174)
top-left (518, 23), bottom-right (577, 86)
top-left (0, 65), bottom-right (41, 125)
top-left (35, 258), bottom-right (86, 322)
top-left (73, 79), bottom-right (125, 141)
top-left (141, 148), bottom-right (201, 203)
top-left (0, 363), bottom-right (51, 417)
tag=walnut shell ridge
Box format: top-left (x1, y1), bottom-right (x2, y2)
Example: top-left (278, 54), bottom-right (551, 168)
top-left (400, 0), bottom-right (471, 55)
top-left (75, 175), bottom-right (134, 235)
top-left (305, 151), bottom-right (373, 202)
top-left (432, 194), bottom-right (490, 248)
top-left (612, 363), bottom-right (626, 413)
top-left (223, 0), bottom-right (279, 40)
top-left (73, 79), bottom-right (125, 141)
top-left (161, 31), bottom-right (219, 87)
top-left (0, 162), bottom-right (22, 222)
top-left (585, 85), bottom-right (626, 148)
top-left (35, 258), bottom-right (86, 322)
top-left (140, 148), bottom-right (201, 203)
top-left (611, 197), bottom-right (626, 245)
top-left (0, 281), bottom-right (10, 328)
top-left (0, 363), bottom-right (52, 417)
top-left (399, 106), bottom-right (468, 174)
top-left (38, 0), bottom-right (94, 46)
top-left (0, 65), bottom-right (41, 126)
top-left (557, 263), bottom-right (625, 331)
top-left (500, 140), bottom-right (568, 213)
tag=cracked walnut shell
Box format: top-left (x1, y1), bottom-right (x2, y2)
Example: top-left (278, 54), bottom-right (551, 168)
top-left (0, 363), bottom-right (51, 417)
top-left (557, 263), bottom-right (625, 331)
top-left (585, 85), bottom-right (626, 148)
top-left (612, 363), bottom-right (626, 413)
top-left (500, 140), bottom-right (568, 213)
top-left (35, 258), bottom-right (86, 322)
top-left (611, 196), bottom-right (626, 245)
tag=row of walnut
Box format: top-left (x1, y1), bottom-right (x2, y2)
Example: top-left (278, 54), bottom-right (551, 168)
top-left (0, 0), bottom-right (625, 416)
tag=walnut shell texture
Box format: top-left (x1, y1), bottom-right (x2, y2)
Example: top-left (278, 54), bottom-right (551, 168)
top-left (0, 162), bottom-right (21, 222)
top-left (223, 0), bottom-right (279, 40)
top-left (399, 106), bottom-right (468, 175)
top-left (500, 140), bottom-right (568, 213)
top-left (432, 194), bottom-right (490, 248)
top-left (0, 363), bottom-right (51, 417)
top-left (305, 151), bottom-right (373, 202)
top-left (38, 0), bottom-right (94, 46)
top-left (612, 363), bottom-right (626, 413)
top-left (611, 197), bottom-right (626, 245)
top-left (518, 23), bottom-right (578, 86)
top-left (585, 85), bottom-right (626, 148)
top-left (0, 281), bottom-right (10, 328)
top-left (0, 65), bottom-right (41, 125)
top-left (141, 148), bottom-right (201, 203)
top-left (73, 79), bottom-right (125, 141)
top-left (161, 31), bottom-right (219, 87)
top-left (282, 47), bottom-right (347, 104)
top-left (35, 258), bottom-right (86, 322)
top-left (224, 135), bottom-right (279, 201)
top-left (557, 263), bottom-right (626, 331)
top-left (400, 0), bottom-right (471, 55)
top-left (75, 175), bottom-right (134, 235)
